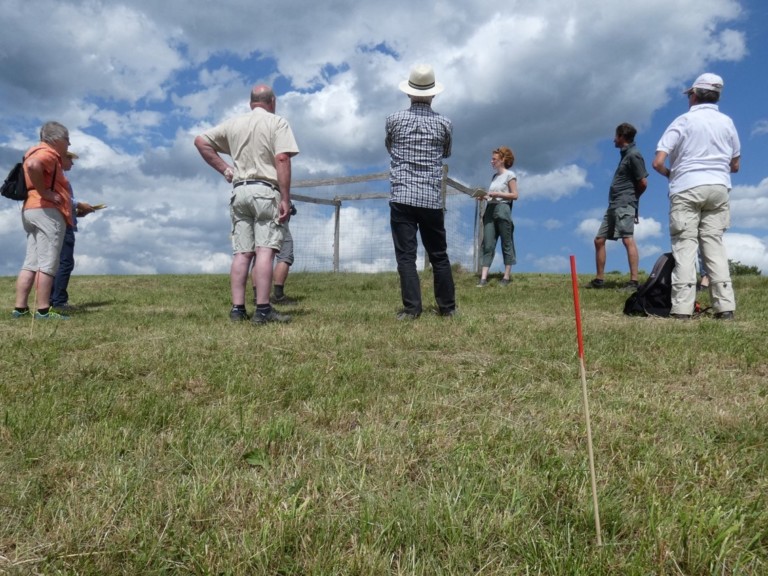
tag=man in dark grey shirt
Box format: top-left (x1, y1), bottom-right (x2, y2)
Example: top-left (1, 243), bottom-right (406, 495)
top-left (591, 122), bottom-right (648, 290)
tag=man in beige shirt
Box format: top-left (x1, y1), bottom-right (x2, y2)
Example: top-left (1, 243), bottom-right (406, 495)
top-left (195, 85), bottom-right (299, 324)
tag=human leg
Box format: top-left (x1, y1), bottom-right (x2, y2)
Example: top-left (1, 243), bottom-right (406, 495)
top-left (496, 205), bottom-right (516, 277)
top-left (390, 202), bottom-right (422, 315)
top-left (417, 207), bottom-right (456, 314)
top-left (698, 185), bottom-right (734, 313)
top-left (272, 223), bottom-right (294, 301)
top-left (273, 262), bottom-right (290, 296)
top-left (697, 251), bottom-right (710, 291)
top-left (622, 236), bottom-right (639, 282)
top-left (669, 191), bottom-right (701, 315)
top-left (230, 252), bottom-right (254, 306)
top-left (593, 211), bottom-right (612, 281)
top-left (51, 227), bottom-right (76, 306)
top-left (480, 206), bottom-right (497, 279)
top-left (34, 272), bottom-right (56, 311)
top-left (594, 237), bottom-right (607, 280)
top-left (15, 269), bottom-right (36, 309)
top-left (252, 247), bottom-right (277, 306)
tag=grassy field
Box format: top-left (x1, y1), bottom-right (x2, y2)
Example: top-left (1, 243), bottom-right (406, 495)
top-left (1, 269), bottom-right (767, 575)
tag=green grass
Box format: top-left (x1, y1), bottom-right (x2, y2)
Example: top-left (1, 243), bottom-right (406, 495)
top-left (1, 270), bottom-right (767, 575)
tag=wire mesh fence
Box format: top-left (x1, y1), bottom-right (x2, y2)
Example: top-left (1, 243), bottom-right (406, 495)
top-left (290, 168), bottom-right (483, 273)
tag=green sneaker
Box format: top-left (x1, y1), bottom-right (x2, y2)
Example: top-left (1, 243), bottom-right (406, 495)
top-left (34, 310), bottom-right (70, 320)
top-left (11, 309), bottom-right (30, 319)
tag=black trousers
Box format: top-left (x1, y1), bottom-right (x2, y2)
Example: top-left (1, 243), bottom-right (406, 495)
top-left (390, 202), bottom-right (456, 315)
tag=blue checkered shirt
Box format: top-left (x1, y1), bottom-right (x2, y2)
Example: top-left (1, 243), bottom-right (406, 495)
top-left (385, 102), bottom-right (452, 209)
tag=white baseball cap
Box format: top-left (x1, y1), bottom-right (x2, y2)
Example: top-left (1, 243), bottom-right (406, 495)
top-left (683, 73), bottom-right (724, 94)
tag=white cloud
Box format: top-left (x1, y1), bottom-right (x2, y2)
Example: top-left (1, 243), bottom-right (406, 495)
top-left (752, 120), bottom-right (768, 137)
top-left (634, 217), bottom-right (664, 241)
top-left (730, 178), bottom-right (768, 229)
top-left (521, 166), bottom-right (592, 201)
top-left (724, 233), bottom-right (768, 274)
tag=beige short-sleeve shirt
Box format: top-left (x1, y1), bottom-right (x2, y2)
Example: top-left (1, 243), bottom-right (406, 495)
top-left (201, 108), bottom-right (299, 186)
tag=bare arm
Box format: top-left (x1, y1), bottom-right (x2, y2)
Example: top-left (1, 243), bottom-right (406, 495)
top-left (652, 151), bottom-right (671, 178)
top-left (505, 178), bottom-right (519, 201)
top-left (275, 152), bottom-right (293, 223)
top-left (194, 135), bottom-right (234, 183)
top-left (730, 156), bottom-right (740, 173)
top-left (635, 177), bottom-right (648, 197)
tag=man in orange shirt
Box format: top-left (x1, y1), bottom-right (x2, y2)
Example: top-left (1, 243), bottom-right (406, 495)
top-left (12, 121), bottom-right (73, 320)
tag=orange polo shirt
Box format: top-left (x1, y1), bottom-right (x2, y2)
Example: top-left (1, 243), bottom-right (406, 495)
top-left (22, 144), bottom-right (72, 226)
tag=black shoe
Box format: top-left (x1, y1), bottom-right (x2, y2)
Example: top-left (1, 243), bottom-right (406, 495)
top-left (229, 308), bottom-right (249, 322)
top-left (252, 309), bottom-right (291, 325)
top-left (621, 280), bottom-right (639, 292)
top-left (271, 295), bottom-right (298, 306)
top-left (669, 313), bottom-right (692, 320)
top-left (589, 278), bottom-right (605, 289)
top-left (714, 311), bottom-right (735, 321)
top-left (396, 310), bottom-right (420, 321)
top-left (438, 309), bottom-right (459, 318)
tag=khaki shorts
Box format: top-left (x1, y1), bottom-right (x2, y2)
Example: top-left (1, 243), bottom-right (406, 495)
top-left (596, 205), bottom-right (635, 240)
top-left (229, 184), bottom-right (284, 252)
top-left (22, 207), bottom-right (66, 275)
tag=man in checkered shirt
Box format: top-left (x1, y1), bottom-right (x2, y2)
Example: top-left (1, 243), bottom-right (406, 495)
top-left (385, 64), bottom-right (457, 320)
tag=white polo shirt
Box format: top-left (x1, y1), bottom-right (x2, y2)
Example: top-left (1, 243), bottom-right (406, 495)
top-left (656, 103), bottom-right (740, 195)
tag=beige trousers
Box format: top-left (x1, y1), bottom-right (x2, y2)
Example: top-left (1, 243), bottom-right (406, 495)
top-left (669, 184), bottom-right (735, 315)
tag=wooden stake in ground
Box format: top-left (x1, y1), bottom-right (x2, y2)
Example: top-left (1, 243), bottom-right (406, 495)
top-left (569, 255), bottom-right (602, 546)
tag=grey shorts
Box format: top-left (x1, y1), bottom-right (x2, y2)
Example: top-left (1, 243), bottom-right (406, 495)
top-left (276, 222), bottom-right (294, 265)
top-left (22, 208), bottom-right (66, 275)
top-left (229, 184), bottom-right (284, 252)
top-left (596, 205), bottom-right (635, 240)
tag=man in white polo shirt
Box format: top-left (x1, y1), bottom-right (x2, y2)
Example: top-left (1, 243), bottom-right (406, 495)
top-left (652, 73), bottom-right (741, 320)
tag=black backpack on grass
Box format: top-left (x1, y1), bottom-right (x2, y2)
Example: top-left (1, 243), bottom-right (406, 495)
top-left (623, 252), bottom-right (675, 317)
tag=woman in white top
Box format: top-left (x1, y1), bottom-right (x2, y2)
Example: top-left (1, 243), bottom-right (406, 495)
top-left (477, 146), bottom-right (519, 286)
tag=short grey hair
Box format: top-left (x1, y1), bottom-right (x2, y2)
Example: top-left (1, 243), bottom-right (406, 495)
top-left (39, 121), bottom-right (69, 145)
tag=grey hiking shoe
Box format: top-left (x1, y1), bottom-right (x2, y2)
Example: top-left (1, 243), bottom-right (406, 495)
top-left (476, 278), bottom-right (488, 287)
top-left (252, 309), bottom-right (292, 325)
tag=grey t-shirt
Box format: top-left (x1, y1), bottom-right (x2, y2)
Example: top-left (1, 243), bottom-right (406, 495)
top-left (609, 142), bottom-right (647, 209)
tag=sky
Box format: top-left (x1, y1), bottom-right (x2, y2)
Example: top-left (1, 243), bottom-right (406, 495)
top-left (1, 0), bottom-right (767, 278)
